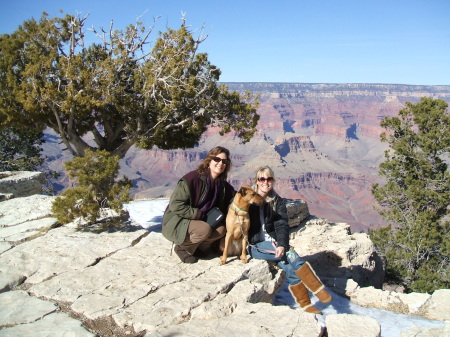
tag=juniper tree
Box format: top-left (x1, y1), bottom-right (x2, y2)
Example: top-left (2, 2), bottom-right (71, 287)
top-left (370, 97), bottom-right (450, 293)
top-left (51, 148), bottom-right (132, 225)
top-left (0, 11), bottom-right (259, 159)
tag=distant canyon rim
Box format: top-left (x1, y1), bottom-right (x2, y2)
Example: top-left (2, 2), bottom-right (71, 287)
top-left (43, 83), bottom-right (450, 233)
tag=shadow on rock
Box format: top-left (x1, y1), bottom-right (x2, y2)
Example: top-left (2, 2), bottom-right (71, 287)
top-left (301, 250), bottom-right (383, 298)
top-left (75, 218), bottom-right (146, 234)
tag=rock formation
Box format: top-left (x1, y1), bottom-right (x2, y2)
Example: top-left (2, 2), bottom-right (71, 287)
top-left (348, 287), bottom-right (450, 321)
top-left (290, 218), bottom-right (385, 292)
top-left (0, 171), bottom-right (45, 201)
top-left (0, 172), bottom-right (448, 336)
top-left (325, 314), bottom-right (381, 337)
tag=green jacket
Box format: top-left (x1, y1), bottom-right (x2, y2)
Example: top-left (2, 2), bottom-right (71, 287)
top-left (162, 170), bottom-right (235, 245)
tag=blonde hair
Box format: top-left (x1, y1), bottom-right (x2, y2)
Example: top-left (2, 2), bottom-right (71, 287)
top-left (254, 166), bottom-right (276, 199)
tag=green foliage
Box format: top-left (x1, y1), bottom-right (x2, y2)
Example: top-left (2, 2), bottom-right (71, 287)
top-left (370, 97), bottom-right (450, 293)
top-left (0, 12), bottom-right (259, 160)
top-left (51, 149), bottom-right (132, 225)
top-left (0, 126), bottom-right (44, 171)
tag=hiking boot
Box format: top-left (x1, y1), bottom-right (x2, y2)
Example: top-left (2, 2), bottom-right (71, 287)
top-left (174, 245), bottom-right (198, 264)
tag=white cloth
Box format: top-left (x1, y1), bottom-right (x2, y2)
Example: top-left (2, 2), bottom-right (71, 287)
top-left (258, 205), bottom-right (272, 242)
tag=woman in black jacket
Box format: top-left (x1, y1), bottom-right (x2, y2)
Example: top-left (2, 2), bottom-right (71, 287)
top-left (248, 166), bottom-right (332, 314)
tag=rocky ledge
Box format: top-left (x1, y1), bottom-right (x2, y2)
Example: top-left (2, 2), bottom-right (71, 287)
top-left (0, 171), bottom-right (45, 201)
top-left (0, 172), bottom-right (448, 337)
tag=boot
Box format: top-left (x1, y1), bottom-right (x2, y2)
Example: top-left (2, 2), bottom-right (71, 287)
top-left (288, 282), bottom-right (322, 314)
top-left (174, 245), bottom-right (198, 264)
top-left (296, 262), bottom-right (332, 304)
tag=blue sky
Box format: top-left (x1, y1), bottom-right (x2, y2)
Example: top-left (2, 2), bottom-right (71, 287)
top-left (1, 0), bottom-right (449, 85)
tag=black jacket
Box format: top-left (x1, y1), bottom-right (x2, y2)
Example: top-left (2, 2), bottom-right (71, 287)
top-left (248, 191), bottom-right (290, 251)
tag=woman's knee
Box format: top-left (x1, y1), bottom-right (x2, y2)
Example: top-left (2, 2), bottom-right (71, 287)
top-left (215, 225), bottom-right (226, 238)
top-left (188, 220), bottom-right (212, 243)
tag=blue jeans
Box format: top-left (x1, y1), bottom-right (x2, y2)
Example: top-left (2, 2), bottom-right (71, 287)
top-left (248, 241), bottom-right (305, 285)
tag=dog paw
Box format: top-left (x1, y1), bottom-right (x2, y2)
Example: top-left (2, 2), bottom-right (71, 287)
top-left (219, 258), bottom-right (226, 265)
top-left (240, 257), bottom-right (248, 264)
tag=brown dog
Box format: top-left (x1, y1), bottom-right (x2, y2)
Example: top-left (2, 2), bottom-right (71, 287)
top-left (220, 186), bottom-right (264, 265)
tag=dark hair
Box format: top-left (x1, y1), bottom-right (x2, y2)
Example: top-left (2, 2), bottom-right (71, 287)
top-left (197, 146), bottom-right (232, 181)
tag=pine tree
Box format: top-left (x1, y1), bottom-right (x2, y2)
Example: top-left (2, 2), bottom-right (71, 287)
top-left (370, 97), bottom-right (450, 293)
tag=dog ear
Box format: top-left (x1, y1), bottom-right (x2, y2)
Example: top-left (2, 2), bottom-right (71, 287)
top-left (238, 186), bottom-right (248, 196)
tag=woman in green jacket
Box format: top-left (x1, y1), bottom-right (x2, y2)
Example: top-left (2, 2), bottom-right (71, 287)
top-left (162, 146), bottom-right (235, 263)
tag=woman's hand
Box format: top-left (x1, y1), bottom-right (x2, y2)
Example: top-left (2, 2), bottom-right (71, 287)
top-left (275, 246), bottom-right (285, 258)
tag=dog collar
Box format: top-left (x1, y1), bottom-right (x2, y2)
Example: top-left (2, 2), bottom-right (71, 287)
top-left (232, 202), bottom-right (247, 213)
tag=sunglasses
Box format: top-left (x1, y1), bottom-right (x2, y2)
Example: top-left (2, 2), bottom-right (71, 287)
top-left (258, 177), bottom-right (274, 182)
top-left (211, 157), bottom-right (230, 165)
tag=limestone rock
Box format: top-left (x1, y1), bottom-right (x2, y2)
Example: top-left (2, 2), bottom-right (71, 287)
top-left (0, 290), bottom-right (94, 336)
top-left (325, 313), bottom-right (381, 337)
top-left (399, 321), bottom-right (450, 337)
top-left (0, 191), bottom-right (447, 336)
top-left (0, 171), bottom-right (45, 199)
top-left (422, 289), bottom-right (450, 321)
top-left (348, 286), bottom-right (429, 315)
top-left (0, 312), bottom-right (95, 337)
top-left (289, 219), bottom-right (384, 294)
top-left (0, 224), bottom-right (149, 285)
top-left (145, 302), bottom-right (323, 337)
top-left (348, 286), bottom-right (450, 321)
top-left (0, 194), bottom-right (56, 228)
top-left (21, 228), bottom-right (286, 335)
top-left (0, 193), bottom-right (12, 202)
top-left (0, 242), bottom-right (11, 254)
top-left (286, 198), bottom-right (310, 227)
top-left (0, 194), bottom-right (320, 336)
top-left (0, 217), bottom-right (59, 244)
top-left (0, 290), bottom-right (57, 326)
top-left (0, 271), bottom-right (26, 293)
